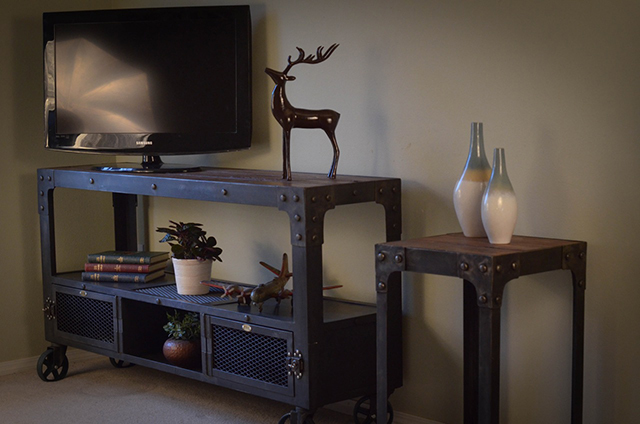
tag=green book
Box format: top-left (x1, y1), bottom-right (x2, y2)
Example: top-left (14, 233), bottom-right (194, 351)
top-left (81, 270), bottom-right (166, 283)
top-left (87, 251), bottom-right (170, 265)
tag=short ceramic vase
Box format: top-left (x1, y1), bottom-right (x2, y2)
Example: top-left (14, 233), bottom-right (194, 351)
top-left (481, 148), bottom-right (517, 244)
top-left (453, 122), bottom-right (492, 237)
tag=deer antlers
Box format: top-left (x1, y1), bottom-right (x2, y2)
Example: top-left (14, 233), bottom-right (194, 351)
top-left (282, 43), bottom-right (340, 74)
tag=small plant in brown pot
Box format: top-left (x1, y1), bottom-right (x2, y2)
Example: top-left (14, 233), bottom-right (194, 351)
top-left (162, 310), bottom-right (201, 369)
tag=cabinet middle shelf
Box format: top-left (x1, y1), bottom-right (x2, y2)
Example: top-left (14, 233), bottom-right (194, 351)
top-left (51, 272), bottom-right (376, 330)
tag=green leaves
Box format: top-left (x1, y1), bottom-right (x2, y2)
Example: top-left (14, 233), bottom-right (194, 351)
top-left (163, 310), bottom-right (200, 341)
top-left (156, 221), bottom-right (223, 261)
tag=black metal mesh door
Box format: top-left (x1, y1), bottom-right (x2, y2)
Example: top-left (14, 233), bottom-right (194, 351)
top-left (208, 316), bottom-right (294, 396)
top-left (53, 286), bottom-right (117, 351)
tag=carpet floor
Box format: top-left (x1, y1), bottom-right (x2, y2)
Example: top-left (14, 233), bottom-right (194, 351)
top-left (0, 354), bottom-right (353, 423)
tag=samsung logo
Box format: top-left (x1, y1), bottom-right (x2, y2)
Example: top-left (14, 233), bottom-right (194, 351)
top-left (136, 140), bottom-right (153, 146)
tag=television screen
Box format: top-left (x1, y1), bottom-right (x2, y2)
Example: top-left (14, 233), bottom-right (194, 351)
top-left (43, 6), bottom-right (251, 171)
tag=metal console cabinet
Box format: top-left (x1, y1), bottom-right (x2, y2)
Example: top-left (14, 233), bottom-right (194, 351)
top-left (375, 233), bottom-right (587, 424)
top-left (37, 166), bottom-right (403, 423)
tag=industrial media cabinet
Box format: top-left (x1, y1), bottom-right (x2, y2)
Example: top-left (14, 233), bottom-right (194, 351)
top-left (37, 165), bottom-right (403, 424)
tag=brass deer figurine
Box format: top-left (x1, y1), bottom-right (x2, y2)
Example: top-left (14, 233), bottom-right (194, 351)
top-left (265, 44), bottom-right (340, 181)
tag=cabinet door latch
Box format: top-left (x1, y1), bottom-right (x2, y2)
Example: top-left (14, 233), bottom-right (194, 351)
top-left (42, 297), bottom-right (56, 320)
top-left (286, 350), bottom-right (304, 379)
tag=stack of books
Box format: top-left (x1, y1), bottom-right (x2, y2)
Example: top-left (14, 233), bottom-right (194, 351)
top-left (82, 251), bottom-right (170, 283)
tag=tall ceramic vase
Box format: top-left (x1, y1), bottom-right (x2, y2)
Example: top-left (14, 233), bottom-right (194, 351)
top-left (481, 148), bottom-right (517, 244)
top-left (453, 122), bottom-right (492, 237)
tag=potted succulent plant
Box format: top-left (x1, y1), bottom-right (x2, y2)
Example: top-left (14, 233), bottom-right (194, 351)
top-left (162, 310), bottom-right (201, 369)
top-left (156, 221), bottom-right (223, 295)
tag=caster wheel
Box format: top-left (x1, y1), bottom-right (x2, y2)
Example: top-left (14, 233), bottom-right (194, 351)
top-left (37, 348), bottom-right (69, 382)
top-left (109, 358), bottom-right (134, 368)
top-left (278, 412), bottom-right (315, 424)
top-left (278, 413), bottom-right (291, 424)
top-left (353, 396), bottom-right (393, 424)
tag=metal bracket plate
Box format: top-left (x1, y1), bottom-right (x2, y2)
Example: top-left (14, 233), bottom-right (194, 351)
top-left (42, 297), bottom-right (56, 320)
top-left (286, 350), bottom-right (304, 379)
top-left (375, 245), bottom-right (405, 292)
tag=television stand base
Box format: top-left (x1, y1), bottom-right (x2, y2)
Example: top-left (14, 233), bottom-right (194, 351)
top-left (93, 155), bottom-right (201, 173)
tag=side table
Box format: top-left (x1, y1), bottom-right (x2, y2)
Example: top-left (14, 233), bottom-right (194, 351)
top-left (375, 233), bottom-right (586, 424)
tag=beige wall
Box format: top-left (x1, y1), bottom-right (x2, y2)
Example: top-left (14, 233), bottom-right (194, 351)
top-left (0, 0), bottom-right (116, 361)
top-left (2, 0), bottom-right (639, 423)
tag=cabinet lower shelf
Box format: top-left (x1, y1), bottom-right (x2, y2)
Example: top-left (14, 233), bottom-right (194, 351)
top-left (47, 279), bottom-right (379, 405)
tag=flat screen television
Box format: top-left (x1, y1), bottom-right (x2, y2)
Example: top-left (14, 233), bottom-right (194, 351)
top-left (43, 5), bottom-right (252, 172)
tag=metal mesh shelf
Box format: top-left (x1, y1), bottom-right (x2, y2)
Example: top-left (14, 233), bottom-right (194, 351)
top-left (134, 284), bottom-right (229, 305)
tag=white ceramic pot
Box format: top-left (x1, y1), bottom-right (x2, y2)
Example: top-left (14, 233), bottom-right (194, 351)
top-left (172, 258), bottom-right (212, 295)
